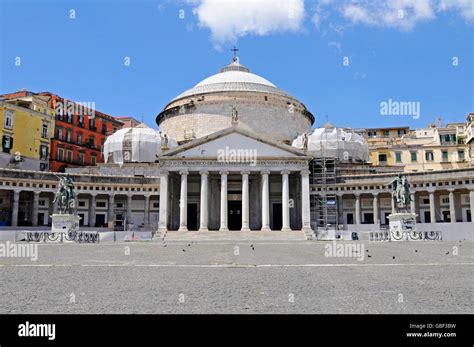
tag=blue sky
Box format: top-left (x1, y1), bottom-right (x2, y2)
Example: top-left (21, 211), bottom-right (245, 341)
top-left (0, 0), bottom-right (472, 130)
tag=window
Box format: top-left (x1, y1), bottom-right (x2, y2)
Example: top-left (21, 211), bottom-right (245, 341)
top-left (410, 151), bottom-right (417, 162)
top-left (442, 151), bottom-right (449, 162)
top-left (91, 154), bottom-right (97, 166)
top-left (57, 148), bottom-right (64, 161)
top-left (77, 132), bottom-right (83, 145)
top-left (41, 122), bottom-right (49, 138)
top-left (425, 151), bottom-right (434, 161)
top-left (102, 123), bottom-right (107, 135)
top-left (88, 136), bottom-right (95, 148)
top-left (78, 152), bottom-right (84, 165)
top-left (57, 127), bottom-right (63, 140)
top-left (457, 150), bottom-right (465, 161)
top-left (96, 201), bottom-right (106, 208)
top-left (39, 200), bottom-right (46, 207)
top-left (67, 111), bottom-right (73, 123)
top-left (40, 162), bottom-right (48, 171)
top-left (66, 129), bottom-right (72, 142)
top-left (66, 149), bottom-right (73, 162)
top-left (398, 129), bottom-right (407, 136)
top-left (383, 130), bottom-right (390, 137)
top-left (378, 153), bottom-right (387, 164)
top-left (40, 145), bottom-right (48, 160)
top-left (4, 109), bottom-right (13, 129)
top-left (78, 201), bottom-right (86, 207)
top-left (395, 152), bottom-right (402, 163)
top-left (89, 118), bottom-right (96, 130)
top-left (153, 202), bottom-right (159, 208)
top-left (78, 115), bottom-right (83, 126)
top-left (2, 135), bottom-right (13, 154)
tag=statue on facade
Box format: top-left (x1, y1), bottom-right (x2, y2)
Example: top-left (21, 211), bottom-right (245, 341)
top-left (231, 105), bottom-right (239, 126)
top-left (161, 133), bottom-right (169, 151)
top-left (302, 133), bottom-right (309, 152)
top-left (387, 173), bottom-right (411, 211)
top-left (53, 174), bottom-right (76, 214)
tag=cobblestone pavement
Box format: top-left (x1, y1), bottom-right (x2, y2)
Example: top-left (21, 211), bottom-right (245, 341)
top-left (0, 240), bottom-right (472, 314)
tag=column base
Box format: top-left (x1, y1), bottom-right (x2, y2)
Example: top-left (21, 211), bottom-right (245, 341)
top-left (178, 226), bottom-right (188, 232)
top-left (219, 227), bottom-right (229, 232)
top-left (261, 227), bottom-right (271, 232)
top-left (240, 227), bottom-right (250, 232)
top-left (281, 227), bottom-right (292, 232)
top-left (198, 227), bottom-right (209, 232)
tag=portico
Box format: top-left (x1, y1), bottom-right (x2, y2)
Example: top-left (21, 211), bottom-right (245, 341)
top-left (156, 127), bottom-right (313, 235)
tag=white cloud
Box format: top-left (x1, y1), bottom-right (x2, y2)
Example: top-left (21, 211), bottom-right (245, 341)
top-left (438, 0), bottom-right (474, 21)
top-left (313, 0), bottom-right (472, 31)
top-left (192, 0), bottom-right (305, 45)
top-left (340, 0), bottom-right (435, 31)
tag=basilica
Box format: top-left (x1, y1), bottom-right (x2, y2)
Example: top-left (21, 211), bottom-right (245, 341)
top-left (0, 56), bottom-right (473, 240)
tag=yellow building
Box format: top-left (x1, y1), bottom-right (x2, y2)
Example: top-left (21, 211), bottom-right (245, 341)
top-left (360, 120), bottom-right (473, 172)
top-left (0, 93), bottom-right (55, 171)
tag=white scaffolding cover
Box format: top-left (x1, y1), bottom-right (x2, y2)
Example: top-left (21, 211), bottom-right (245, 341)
top-left (103, 127), bottom-right (176, 164)
top-left (292, 124), bottom-right (369, 162)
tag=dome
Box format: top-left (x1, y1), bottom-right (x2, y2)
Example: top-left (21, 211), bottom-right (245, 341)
top-left (170, 60), bottom-right (291, 102)
top-left (293, 123), bottom-right (369, 162)
top-left (157, 57), bottom-right (314, 143)
top-left (103, 126), bottom-right (176, 165)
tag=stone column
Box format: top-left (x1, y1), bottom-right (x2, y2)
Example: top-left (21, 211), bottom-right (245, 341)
top-left (144, 194), bottom-right (150, 228)
top-left (89, 193), bottom-right (97, 227)
top-left (448, 189), bottom-right (456, 223)
top-left (410, 193), bottom-right (416, 214)
top-left (178, 170), bottom-right (188, 231)
top-left (32, 191), bottom-right (40, 226)
top-left (355, 193), bottom-right (361, 225)
top-left (219, 171), bottom-right (229, 231)
top-left (158, 171), bottom-right (169, 232)
top-left (241, 171), bottom-right (250, 231)
top-left (126, 195), bottom-right (132, 228)
top-left (391, 194), bottom-right (396, 214)
top-left (281, 170), bottom-right (291, 231)
top-left (108, 194), bottom-right (115, 227)
top-left (470, 191), bottom-right (474, 223)
top-left (300, 169), bottom-right (312, 231)
top-left (372, 193), bottom-right (379, 225)
top-left (199, 170), bottom-right (209, 231)
top-left (261, 170), bottom-right (271, 231)
top-left (337, 194), bottom-right (344, 226)
top-left (11, 190), bottom-right (20, 227)
top-left (429, 191), bottom-right (436, 223)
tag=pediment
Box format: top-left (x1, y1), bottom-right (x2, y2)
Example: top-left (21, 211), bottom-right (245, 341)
top-left (161, 127), bottom-right (307, 160)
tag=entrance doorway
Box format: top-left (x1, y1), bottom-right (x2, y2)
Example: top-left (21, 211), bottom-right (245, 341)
top-left (96, 214), bottom-right (106, 227)
top-left (228, 201), bottom-right (242, 230)
top-left (187, 203), bottom-right (198, 230)
top-left (272, 203), bottom-right (282, 230)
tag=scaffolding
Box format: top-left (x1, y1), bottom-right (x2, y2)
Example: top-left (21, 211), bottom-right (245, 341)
top-left (310, 157), bottom-right (338, 232)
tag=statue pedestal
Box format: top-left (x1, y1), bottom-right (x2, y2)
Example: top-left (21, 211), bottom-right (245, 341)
top-left (51, 214), bottom-right (81, 234)
top-left (388, 212), bottom-right (418, 241)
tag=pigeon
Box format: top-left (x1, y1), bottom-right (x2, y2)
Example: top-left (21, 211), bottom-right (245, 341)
top-left (367, 254), bottom-right (372, 258)
top-left (366, 249), bottom-right (369, 252)
top-left (445, 251), bottom-right (449, 255)
top-left (415, 250), bottom-right (417, 253)
top-left (392, 256), bottom-right (396, 260)
top-left (187, 244), bottom-right (191, 247)
top-left (182, 249), bottom-right (186, 252)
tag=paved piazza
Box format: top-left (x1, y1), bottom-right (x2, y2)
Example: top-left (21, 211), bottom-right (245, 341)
top-left (0, 240), bottom-right (472, 314)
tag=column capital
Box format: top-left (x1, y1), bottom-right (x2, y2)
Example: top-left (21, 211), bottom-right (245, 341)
top-left (261, 169), bottom-right (271, 175)
top-left (199, 170), bottom-right (209, 176)
top-left (371, 192), bottom-right (379, 197)
top-left (447, 188), bottom-right (456, 193)
top-left (300, 169), bottom-right (311, 176)
top-left (240, 171), bottom-right (251, 175)
top-left (219, 170), bottom-right (229, 176)
top-left (354, 192), bottom-right (361, 197)
top-left (179, 170), bottom-right (189, 176)
top-left (281, 170), bottom-right (291, 175)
